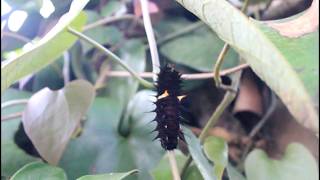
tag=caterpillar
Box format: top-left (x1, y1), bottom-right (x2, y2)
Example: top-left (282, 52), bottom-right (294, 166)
top-left (152, 64), bottom-right (186, 150)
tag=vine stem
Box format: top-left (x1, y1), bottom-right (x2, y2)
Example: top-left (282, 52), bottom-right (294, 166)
top-left (213, 0), bottom-right (250, 88)
top-left (1, 112), bottom-right (23, 121)
top-left (97, 63), bottom-right (248, 80)
top-left (67, 27), bottom-right (154, 89)
top-left (140, 0), bottom-right (160, 81)
top-left (168, 151), bottom-right (181, 180)
top-left (83, 14), bottom-right (143, 31)
top-left (1, 99), bottom-right (29, 109)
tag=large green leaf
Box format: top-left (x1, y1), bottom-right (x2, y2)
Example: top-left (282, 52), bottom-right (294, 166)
top-left (1, 89), bottom-right (38, 177)
top-left (157, 17), bottom-right (238, 72)
top-left (245, 143), bottom-right (319, 180)
top-left (203, 136), bottom-right (228, 180)
top-left (1, 0), bottom-right (89, 94)
top-left (183, 127), bottom-right (216, 180)
top-left (22, 80), bottom-right (95, 165)
top-left (59, 90), bottom-right (164, 180)
top-left (151, 150), bottom-right (202, 180)
top-left (76, 169), bottom-right (138, 180)
top-left (175, 0), bottom-right (319, 133)
top-left (10, 162), bottom-right (67, 180)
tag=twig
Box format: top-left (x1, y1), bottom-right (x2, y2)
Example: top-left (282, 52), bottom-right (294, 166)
top-left (157, 21), bottom-right (205, 45)
top-left (1, 112), bottom-right (23, 121)
top-left (67, 27), bottom-right (154, 88)
top-left (168, 151), bottom-right (181, 180)
top-left (1, 99), bottom-right (29, 109)
top-left (101, 63), bottom-right (249, 79)
top-left (140, 0), bottom-right (160, 81)
top-left (1, 31), bottom-right (31, 43)
top-left (83, 14), bottom-right (143, 31)
top-left (212, 0), bottom-right (250, 89)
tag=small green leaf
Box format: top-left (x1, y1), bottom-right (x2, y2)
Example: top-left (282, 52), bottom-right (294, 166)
top-left (76, 169), bottom-right (139, 180)
top-left (10, 161), bottom-right (67, 180)
top-left (183, 127), bottom-right (216, 180)
top-left (1, 0), bottom-right (89, 94)
top-left (22, 80), bottom-right (95, 165)
top-left (245, 143), bottom-right (319, 180)
top-left (203, 136), bottom-right (228, 180)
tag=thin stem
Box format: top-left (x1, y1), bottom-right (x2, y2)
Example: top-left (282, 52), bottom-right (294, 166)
top-left (168, 151), bottom-right (181, 180)
top-left (212, 0), bottom-right (250, 88)
top-left (213, 44), bottom-right (230, 87)
top-left (83, 14), bottom-right (143, 31)
top-left (1, 31), bottom-right (31, 43)
top-left (67, 27), bottom-right (154, 89)
top-left (1, 99), bottom-right (29, 109)
top-left (102, 63), bottom-right (249, 79)
top-left (1, 112), bottom-right (23, 121)
top-left (140, 0), bottom-right (160, 81)
top-left (157, 21), bottom-right (205, 45)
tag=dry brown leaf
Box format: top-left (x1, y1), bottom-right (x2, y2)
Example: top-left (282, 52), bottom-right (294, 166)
top-left (266, 0), bottom-right (319, 38)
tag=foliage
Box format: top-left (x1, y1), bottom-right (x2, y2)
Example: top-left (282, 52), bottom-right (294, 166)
top-left (1, 0), bottom-right (318, 179)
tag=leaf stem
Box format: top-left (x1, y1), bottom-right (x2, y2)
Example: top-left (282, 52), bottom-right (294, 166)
top-left (67, 27), bottom-right (154, 88)
top-left (168, 150), bottom-right (181, 180)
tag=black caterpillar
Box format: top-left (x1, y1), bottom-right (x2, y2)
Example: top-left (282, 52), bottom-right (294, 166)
top-left (152, 64), bottom-right (186, 150)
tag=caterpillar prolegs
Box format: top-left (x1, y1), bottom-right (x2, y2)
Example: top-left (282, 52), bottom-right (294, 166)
top-left (152, 64), bottom-right (186, 150)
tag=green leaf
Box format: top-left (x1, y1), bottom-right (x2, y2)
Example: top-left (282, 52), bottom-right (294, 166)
top-left (60, 90), bottom-right (164, 180)
top-left (151, 150), bottom-right (202, 180)
top-left (245, 143), bottom-right (319, 180)
top-left (158, 17), bottom-right (238, 71)
top-left (1, 89), bottom-right (38, 177)
top-left (175, 0), bottom-right (319, 133)
top-left (183, 127), bottom-right (216, 180)
top-left (76, 169), bottom-right (138, 180)
top-left (1, 0), bottom-right (89, 94)
top-left (22, 80), bottom-right (95, 165)
top-left (10, 161), bottom-right (67, 180)
top-left (203, 136), bottom-right (228, 180)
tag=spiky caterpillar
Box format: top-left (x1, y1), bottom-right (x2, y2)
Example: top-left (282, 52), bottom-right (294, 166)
top-left (152, 64), bottom-right (185, 150)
